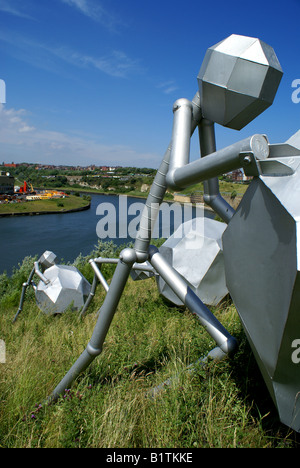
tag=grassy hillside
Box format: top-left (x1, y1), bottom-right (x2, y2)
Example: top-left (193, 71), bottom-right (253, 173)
top-left (0, 242), bottom-right (298, 448)
top-left (0, 194), bottom-right (90, 215)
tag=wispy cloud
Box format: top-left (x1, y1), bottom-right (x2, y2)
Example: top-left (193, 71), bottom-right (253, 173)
top-left (59, 0), bottom-right (122, 31)
top-left (52, 46), bottom-right (141, 78)
top-left (0, 30), bottom-right (141, 78)
top-left (157, 81), bottom-right (179, 95)
top-left (0, 0), bottom-right (34, 19)
top-left (0, 104), bottom-right (159, 167)
top-left (60, 0), bottom-right (100, 19)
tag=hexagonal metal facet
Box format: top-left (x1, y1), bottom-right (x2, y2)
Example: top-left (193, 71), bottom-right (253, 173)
top-left (157, 217), bottom-right (228, 307)
top-left (222, 152), bottom-right (300, 432)
top-left (197, 34), bottom-right (283, 130)
top-left (286, 129), bottom-right (300, 151)
top-left (38, 251), bottom-right (57, 271)
top-left (35, 264), bottom-right (91, 315)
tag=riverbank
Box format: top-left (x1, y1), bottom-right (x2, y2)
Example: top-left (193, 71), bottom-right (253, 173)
top-left (40, 181), bottom-right (245, 211)
top-left (0, 195), bottom-right (91, 217)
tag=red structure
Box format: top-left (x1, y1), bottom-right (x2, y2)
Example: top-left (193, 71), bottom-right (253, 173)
top-left (18, 181), bottom-right (28, 193)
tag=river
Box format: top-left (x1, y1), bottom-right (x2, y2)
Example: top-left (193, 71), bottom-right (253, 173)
top-left (0, 193), bottom-right (212, 275)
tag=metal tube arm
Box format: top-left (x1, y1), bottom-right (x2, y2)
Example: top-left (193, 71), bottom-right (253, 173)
top-left (166, 134), bottom-right (269, 191)
top-left (34, 261), bottom-right (50, 285)
top-left (89, 259), bottom-right (109, 292)
top-left (134, 92), bottom-right (202, 263)
top-left (198, 119), bottom-right (235, 223)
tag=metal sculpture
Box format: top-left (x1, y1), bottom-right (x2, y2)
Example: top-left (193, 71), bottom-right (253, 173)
top-left (45, 34), bottom-right (300, 433)
top-left (13, 251), bottom-right (91, 321)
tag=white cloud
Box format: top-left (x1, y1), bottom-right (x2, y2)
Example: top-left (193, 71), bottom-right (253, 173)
top-left (51, 46), bottom-right (141, 78)
top-left (0, 104), bottom-right (159, 167)
top-left (0, 0), bottom-right (34, 19)
top-left (59, 0), bottom-right (121, 30)
top-left (60, 0), bottom-right (98, 18)
top-left (157, 81), bottom-right (179, 95)
top-left (0, 30), bottom-right (141, 79)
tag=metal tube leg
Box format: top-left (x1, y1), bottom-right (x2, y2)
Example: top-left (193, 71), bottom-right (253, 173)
top-left (79, 274), bottom-right (98, 318)
top-left (148, 246), bottom-right (237, 355)
top-left (49, 248), bottom-right (136, 402)
top-left (13, 267), bottom-right (35, 323)
top-left (148, 346), bottom-right (227, 398)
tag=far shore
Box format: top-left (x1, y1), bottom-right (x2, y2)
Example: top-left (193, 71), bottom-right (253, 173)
top-left (0, 194), bottom-right (91, 217)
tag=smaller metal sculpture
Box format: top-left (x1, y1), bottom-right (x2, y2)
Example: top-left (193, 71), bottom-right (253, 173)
top-left (13, 251), bottom-right (91, 321)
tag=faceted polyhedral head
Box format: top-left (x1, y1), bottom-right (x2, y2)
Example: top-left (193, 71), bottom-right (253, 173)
top-left (157, 217), bottom-right (228, 307)
top-left (197, 34), bottom-right (283, 130)
top-left (38, 251), bottom-right (57, 271)
top-left (35, 264), bottom-right (91, 315)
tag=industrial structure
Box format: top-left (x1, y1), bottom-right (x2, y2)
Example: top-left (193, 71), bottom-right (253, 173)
top-left (0, 175), bottom-right (67, 203)
top-left (0, 172), bottom-right (14, 195)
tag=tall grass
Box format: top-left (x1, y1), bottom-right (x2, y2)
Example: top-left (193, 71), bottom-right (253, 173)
top-left (0, 242), bottom-right (298, 448)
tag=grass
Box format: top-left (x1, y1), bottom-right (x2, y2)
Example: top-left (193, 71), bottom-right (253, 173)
top-left (0, 242), bottom-right (298, 448)
top-left (0, 194), bottom-right (90, 215)
top-left (179, 180), bottom-right (249, 196)
top-left (37, 179), bottom-right (248, 200)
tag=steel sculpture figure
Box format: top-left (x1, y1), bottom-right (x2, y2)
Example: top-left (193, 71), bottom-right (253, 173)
top-left (13, 250), bottom-right (91, 320)
top-left (47, 34), bottom-right (300, 432)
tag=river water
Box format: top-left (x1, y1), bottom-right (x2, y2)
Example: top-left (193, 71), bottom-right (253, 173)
top-left (0, 193), bottom-right (211, 275)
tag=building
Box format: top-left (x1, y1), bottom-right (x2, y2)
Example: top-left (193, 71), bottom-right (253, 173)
top-left (226, 169), bottom-right (252, 182)
top-left (0, 172), bottom-right (15, 195)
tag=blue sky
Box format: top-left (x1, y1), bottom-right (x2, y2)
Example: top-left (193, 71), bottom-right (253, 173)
top-left (0, 0), bottom-right (299, 168)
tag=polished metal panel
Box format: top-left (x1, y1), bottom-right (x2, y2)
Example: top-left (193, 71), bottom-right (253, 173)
top-left (157, 217), bottom-right (228, 307)
top-left (198, 34), bottom-right (283, 129)
top-left (223, 152), bottom-right (300, 432)
top-left (286, 129), bottom-right (300, 150)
